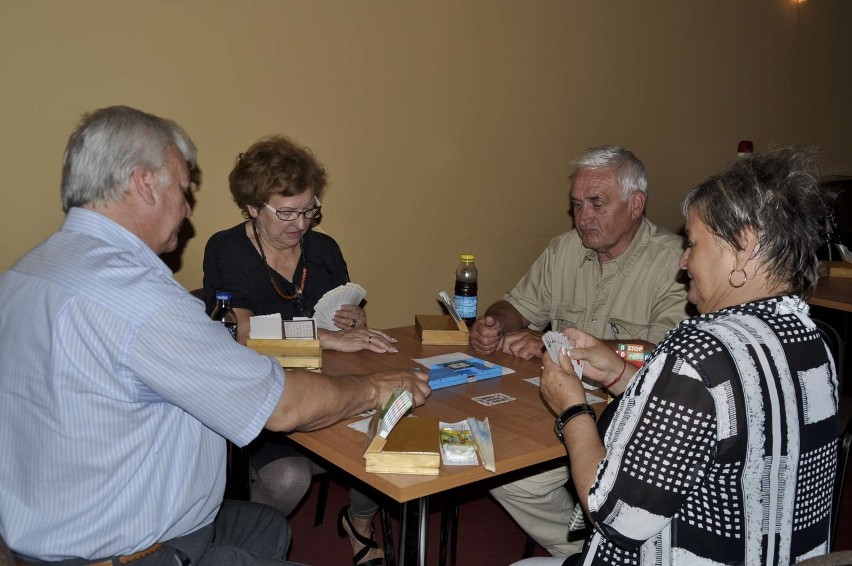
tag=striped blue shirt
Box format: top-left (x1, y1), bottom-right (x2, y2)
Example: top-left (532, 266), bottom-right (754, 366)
top-left (0, 208), bottom-right (285, 560)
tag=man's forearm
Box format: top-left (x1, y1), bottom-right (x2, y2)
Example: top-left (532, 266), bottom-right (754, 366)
top-left (484, 300), bottom-right (528, 334)
top-left (265, 370), bottom-right (376, 433)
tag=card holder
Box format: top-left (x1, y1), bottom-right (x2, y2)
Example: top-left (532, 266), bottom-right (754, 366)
top-left (415, 314), bottom-right (469, 345)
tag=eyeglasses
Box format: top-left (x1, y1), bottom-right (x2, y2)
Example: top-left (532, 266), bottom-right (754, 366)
top-left (264, 196), bottom-right (322, 222)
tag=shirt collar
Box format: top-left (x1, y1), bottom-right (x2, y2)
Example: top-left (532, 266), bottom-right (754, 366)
top-left (61, 207), bottom-right (172, 275)
top-left (580, 217), bottom-right (651, 274)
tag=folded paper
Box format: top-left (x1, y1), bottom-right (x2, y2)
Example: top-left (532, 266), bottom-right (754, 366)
top-left (249, 313), bottom-right (283, 339)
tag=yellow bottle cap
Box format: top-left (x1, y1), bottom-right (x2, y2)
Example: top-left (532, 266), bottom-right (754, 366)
top-left (460, 254), bottom-right (475, 262)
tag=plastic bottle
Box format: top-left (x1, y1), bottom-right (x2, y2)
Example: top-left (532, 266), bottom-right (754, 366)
top-left (211, 291), bottom-right (238, 340)
top-left (454, 254), bottom-right (478, 327)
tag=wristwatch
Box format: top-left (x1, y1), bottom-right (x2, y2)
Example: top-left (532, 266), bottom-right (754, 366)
top-left (554, 403), bottom-right (596, 442)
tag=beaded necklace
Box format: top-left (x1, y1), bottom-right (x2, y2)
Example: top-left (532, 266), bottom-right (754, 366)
top-left (251, 219), bottom-right (307, 301)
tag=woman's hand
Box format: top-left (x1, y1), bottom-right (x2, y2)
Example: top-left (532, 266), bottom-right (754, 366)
top-left (333, 304), bottom-right (367, 330)
top-left (540, 348), bottom-right (587, 415)
top-left (564, 328), bottom-right (637, 396)
top-left (318, 327), bottom-right (399, 353)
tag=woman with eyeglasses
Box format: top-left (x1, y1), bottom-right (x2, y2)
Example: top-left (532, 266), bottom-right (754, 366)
top-left (204, 135), bottom-right (388, 566)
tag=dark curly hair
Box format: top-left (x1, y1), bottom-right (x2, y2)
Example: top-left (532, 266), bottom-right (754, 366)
top-left (228, 135), bottom-right (327, 217)
top-left (682, 146), bottom-right (829, 299)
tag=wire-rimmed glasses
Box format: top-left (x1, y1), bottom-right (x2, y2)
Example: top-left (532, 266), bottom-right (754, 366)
top-left (264, 196), bottom-right (322, 222)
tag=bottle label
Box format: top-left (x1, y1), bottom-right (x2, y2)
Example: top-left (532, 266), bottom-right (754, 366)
top-left (454, 295), bottom-right (477, 320)
top-left (223, 322), bottom-right (237, 341)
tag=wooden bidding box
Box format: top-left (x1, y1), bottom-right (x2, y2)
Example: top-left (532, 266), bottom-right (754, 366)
top-left (246, 339), bottom-right (322, 370)
top-left (363, 414), bottom-right (441, 475)
top-left (415, 314), bottom-right (470, 346)
top-left (821, 261), bottom-right (852, 278)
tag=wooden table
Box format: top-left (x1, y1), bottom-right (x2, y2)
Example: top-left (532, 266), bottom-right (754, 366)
top-left (289, 326), bottom-right (583, 565)
top-left (810, 276), bottom-right (852, 313)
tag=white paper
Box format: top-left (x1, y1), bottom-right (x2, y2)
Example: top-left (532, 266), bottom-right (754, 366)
top-left (348, 415), bottom-right (373, 433)
top-left (283, 318), bottom-right (317, 339)
top-left (249, 313), bottom-right (283, 339)
top-left (467, 417), bottom-right (495, 473)
top-left (412, 352), bottom-right (515, 376)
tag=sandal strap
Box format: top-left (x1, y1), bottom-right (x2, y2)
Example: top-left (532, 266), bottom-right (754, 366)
top-left (352, 545), bottom-right (383, 566)
top-left (339, 506), bottom-right (383, 566)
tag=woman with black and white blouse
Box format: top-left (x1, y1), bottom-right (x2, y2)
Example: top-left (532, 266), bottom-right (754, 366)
top-left (518, 147), bottom-right (839, 565)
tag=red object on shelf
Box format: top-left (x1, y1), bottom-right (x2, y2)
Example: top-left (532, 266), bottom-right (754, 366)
top-left (737, 140), bottom-right (754, 154)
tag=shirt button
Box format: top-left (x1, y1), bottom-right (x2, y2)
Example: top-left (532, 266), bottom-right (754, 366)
top-left (591, 317), bottom-right (597, 323)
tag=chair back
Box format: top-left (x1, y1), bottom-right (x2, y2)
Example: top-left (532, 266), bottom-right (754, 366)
top-left (814, 318), bottom-right (845, 385)
top-left (833, 417), bottom-right (852, 551)
top-left (797, 550), bottom-right (852, 565)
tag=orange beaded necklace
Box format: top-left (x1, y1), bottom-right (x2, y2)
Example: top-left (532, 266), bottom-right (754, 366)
top-left (251, 219), bottom-right (307, 301)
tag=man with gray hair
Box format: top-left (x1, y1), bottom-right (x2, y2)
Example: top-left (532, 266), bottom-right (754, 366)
top-left (470, 145), bottom-right (688, 557)
top-left (0, 106), bottom-right (430, 566)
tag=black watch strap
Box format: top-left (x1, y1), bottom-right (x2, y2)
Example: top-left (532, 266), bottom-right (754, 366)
top-left (554, 403), bottom-right (596, 442)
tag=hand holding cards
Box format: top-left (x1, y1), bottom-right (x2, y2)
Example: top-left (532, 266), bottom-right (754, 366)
top-left (542, 331), bottom-right (584, 378)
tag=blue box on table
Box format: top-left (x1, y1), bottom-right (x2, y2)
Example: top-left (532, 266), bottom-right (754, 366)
top-left (428, 358), bottom-right (502, 390)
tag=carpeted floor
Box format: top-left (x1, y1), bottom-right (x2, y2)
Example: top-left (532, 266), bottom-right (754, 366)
top-left (284, 459), bottom-right (852, 565)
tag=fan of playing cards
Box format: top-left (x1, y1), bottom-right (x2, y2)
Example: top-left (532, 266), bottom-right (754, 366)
top-left (313, 283), bottom-right (366, 331)
top-left (542, 331), bottom-right (585, 379)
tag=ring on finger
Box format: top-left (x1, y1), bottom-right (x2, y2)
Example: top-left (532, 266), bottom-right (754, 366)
top-left (350, 320), bottom-right (357, 328)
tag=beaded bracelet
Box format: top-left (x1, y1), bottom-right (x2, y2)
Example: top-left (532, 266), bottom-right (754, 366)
top-left (604, 358), bottom-right (628, 390)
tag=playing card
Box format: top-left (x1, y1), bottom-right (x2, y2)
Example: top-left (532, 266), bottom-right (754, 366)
top-left (542, 331), bottom-right (570, 362)
top-left (542, 331), bottom-right (584, 379)
top-left (471, 393), bottom-right (515, 406)
top-left (313, 283), bottom-right (366, 331)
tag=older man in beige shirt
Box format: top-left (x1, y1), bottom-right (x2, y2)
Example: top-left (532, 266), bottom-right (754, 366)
top-left (470, 145), bottom-right (689, 557)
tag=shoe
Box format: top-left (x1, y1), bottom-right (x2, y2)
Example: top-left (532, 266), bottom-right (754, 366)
top-left (337, 506), bottom-right (384, 566)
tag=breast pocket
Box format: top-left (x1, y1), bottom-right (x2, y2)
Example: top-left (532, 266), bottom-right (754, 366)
top-left (554, 303), bottom-right (584, 333)
top-left (608, 317), bottom-right (650, 341)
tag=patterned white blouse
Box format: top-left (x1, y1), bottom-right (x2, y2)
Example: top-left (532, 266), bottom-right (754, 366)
top-left (580, 296), bottom-right (839, 566)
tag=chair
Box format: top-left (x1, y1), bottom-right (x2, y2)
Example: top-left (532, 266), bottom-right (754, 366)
top-left (832, 417), bottom-right (852, 551)
top-left (224, 442), bottom-right (252, 501)
top-left (797, 550), bottom-right (852, 565)
top-left (438, 495), bottom-right (459, 566)
top-left (312, 471), bottom-right (331, 527)
top-left (814, 318), bottom-right (845, 392)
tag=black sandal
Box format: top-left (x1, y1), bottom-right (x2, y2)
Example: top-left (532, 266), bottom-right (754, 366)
top-left (337, 506), bottom-right (384, 566)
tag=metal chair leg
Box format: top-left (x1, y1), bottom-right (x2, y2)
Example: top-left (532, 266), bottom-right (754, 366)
top-left (438, 494), bottom-right (460, 566)
top-left (313, 472), bottom-right (330, 528)
top-left (381, 507), bottom-right (396, 566)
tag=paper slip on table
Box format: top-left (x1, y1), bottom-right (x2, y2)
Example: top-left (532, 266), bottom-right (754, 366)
top-left (288, 326), bottom-right (608, 566)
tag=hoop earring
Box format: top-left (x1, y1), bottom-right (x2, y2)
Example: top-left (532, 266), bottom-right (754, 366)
top-left (728, 269), bottom-right (747, 288)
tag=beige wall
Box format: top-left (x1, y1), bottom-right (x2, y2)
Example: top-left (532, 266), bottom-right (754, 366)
top-left (1, 0), bottom-right (850, 328)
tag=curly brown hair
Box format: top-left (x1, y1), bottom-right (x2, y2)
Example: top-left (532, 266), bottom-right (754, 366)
top-left (228, 135), bottom-right (327, 217)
